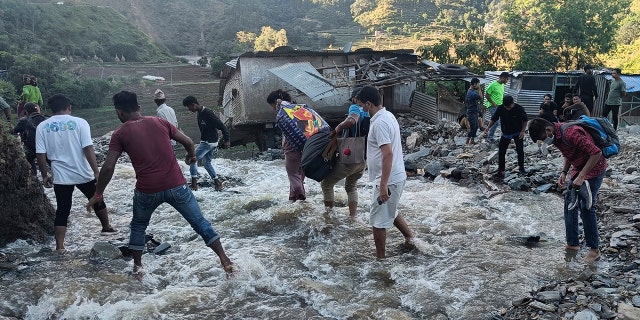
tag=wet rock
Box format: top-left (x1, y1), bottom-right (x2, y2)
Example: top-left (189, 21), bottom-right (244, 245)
top-left (424, 161), bottom-right (444, 178)
top-left (535, 183), bottom-right (553, 194)
top-left (573, 309), bottom-right (598, 320)
top-left (90, 241), bottom-right (123, 260)
top-left (537, 291), bottom-right (561, 302)
top-left (529, 300), bottom-right (557, 312)
top-left (618, 303), bottom-right (640, 320)
top-left (405, 132), bottom-right (422, 150)
top-left (404, 146), bottom-right (431, 162)
top-left (508, 177), bottom-right (530, 191)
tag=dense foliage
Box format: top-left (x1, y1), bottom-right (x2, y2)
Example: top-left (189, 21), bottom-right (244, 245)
top-left (0, 0), bottom-right (169, 109)
top-left (1, 0), bottom-right (637, 106)
top-left (502, 0), bottom-right (630, 71)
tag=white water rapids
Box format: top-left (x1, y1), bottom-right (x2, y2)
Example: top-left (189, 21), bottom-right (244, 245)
top-left (1, 157), bottom-right (592, 319)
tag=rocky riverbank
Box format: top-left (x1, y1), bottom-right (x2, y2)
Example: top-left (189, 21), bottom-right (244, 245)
top-left (395, 115), bottom-right (640, 320)
top-left (73, 115), bottom-right (640, 319)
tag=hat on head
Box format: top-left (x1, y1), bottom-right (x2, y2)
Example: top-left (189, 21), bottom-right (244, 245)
top-left (349, 87), bottom-right (362, 102)
top-left (154, 89), bottom-right (165, 100)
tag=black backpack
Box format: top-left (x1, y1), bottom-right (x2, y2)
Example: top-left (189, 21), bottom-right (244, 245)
top-left (301, 130), bottom-right (337, 182)
top-left (23, 114), bottom-right (48, 151)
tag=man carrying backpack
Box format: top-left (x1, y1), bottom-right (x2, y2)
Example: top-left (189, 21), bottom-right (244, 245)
top-left (528, 118), bottom-right (607, 263)
top-left (12, 102), bottom-right (48, 174)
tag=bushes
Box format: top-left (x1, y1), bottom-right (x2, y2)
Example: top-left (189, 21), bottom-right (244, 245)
top-left (48, 76), bottom-right (115, 110)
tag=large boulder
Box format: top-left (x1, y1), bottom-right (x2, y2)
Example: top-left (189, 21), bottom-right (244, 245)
top-left (0, 124), bottom-right (55, 247)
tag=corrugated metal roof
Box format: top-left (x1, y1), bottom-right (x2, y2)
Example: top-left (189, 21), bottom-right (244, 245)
top-left (241, 49), bottom-right (417, 59)
top-left (268, 62), bottom-right (340, 101)
top-left (225, 58), bottom-right (238, 68)
top-left (603, 74), bottom-right (640, 93)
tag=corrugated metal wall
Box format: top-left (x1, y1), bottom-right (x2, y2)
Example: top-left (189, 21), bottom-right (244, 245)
top-left (221, 71), bottom-right (245, 125)
top-left (410, 91), bottom-right (437, 123)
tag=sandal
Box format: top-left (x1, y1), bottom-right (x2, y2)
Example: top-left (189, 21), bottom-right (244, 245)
top-left (101, 227), bottom-right (118, 235)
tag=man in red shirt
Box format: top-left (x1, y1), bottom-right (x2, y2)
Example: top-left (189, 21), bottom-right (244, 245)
top-left (528, 118), bottom-right (606, 263)
top-left (87, 91), bottom-right (234, 277)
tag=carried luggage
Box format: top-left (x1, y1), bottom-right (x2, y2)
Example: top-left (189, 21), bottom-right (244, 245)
top-left (276, 102), bottom-right (329, 152)
top-left (301, 131), bottom-right (337, 182)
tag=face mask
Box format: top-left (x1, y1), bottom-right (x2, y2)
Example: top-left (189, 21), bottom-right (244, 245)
top-left (543, 135), bottom-right (554, 145)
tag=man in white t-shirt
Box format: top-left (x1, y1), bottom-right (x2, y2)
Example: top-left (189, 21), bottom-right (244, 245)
top-left (154, 89), bottom-right (179, 146)
top-left (35, 93), bottom-right (116, 253)
top-left (357, 86), bottom-right (414, 259)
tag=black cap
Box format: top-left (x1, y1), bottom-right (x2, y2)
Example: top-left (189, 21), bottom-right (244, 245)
top-left (349, 87), bottom-right (362, 102)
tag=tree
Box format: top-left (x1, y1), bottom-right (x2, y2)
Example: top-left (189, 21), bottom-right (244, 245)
top-left (502, 0), bottom-right (629, 71)
top-left (351, 0), bottom-right (397, 32)
top-left (417, 29), bottom-right (510, 73)
top-left (254, 26), bottom-right (288, 52)
top-left (236, 31), bottom-right (257, 52)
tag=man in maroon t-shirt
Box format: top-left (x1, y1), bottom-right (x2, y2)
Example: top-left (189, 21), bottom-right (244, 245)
top-left (528, 118), bottom-right (606, 263)
top-left (87, 91), bottom-right (235, 278)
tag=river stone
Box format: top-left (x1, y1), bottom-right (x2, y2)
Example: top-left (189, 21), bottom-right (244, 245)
top-left (587, 303), bottom-right (602, 312)
top-left (626, 166), bottom-right (638, 174)
top-left (535, 183), bottom-right (553, 194)
top-left (424, 161), bottom-right (444, 178)
top-left (404, 146), bottom-right (431, 162)
top-left (90, 241), bottom-right (123, 260)
top-left (633, 295), bottom-right (640, 307)
top-left (573, 309), bottom-right (598, 320)
top-left (618, 303), bottom-right (640, 320)
top-left (537, 291), bottom-right (561, 302)
top-left (508, 177), bottom-right (529, 191)
top-left (529, 300), bottom-right (556, 312)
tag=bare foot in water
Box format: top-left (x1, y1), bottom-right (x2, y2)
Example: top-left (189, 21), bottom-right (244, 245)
top-left (132, 264), bottom-right (144, 280)
top-left (584, 249), bottom-right (601, 263)
top-left (222, 261), bottom-right (237, 279)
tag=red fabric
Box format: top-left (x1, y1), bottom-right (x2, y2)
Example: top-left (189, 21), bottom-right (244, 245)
top-left (110, 117), bottom-right (186, 193)
top-left (553, 122), bottom-right (607, 179)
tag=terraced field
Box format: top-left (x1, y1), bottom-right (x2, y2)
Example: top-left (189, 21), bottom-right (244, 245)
top-left (72, 63), bottom-right (219, 141)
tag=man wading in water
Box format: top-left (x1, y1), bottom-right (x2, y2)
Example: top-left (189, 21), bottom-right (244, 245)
top-left (87, 91), bottom-right (234, 278)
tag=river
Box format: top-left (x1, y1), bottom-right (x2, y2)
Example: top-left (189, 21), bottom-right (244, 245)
top-left (0, 157), bottom-right (584, 319)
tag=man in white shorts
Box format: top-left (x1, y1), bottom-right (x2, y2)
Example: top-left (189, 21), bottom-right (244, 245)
top-left (357, 86), bottom-right (414, 259)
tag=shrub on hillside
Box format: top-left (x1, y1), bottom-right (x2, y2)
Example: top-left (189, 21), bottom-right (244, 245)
top-left (0, 80), bottom-right (18, 106)
top-left (49, 77), bottom-right (115, 109)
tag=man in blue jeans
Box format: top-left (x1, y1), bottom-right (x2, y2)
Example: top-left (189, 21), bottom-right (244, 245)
top-left (528, 118), bottom-right (606, 263)
top-left (182, 95), bottom-right (231, 191)
top-left (87, 91), bottom-right (234, 277)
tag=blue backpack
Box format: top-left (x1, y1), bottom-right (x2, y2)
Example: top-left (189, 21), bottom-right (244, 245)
top-left (560, 115), bottom-right (620, 158)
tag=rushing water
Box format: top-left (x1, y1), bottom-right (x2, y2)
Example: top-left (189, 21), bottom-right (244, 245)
top-left (1, 157), bottom-right (582, 319)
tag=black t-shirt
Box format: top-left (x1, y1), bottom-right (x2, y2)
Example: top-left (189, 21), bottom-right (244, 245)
top-left (491, 103), bottom-right (528, 135)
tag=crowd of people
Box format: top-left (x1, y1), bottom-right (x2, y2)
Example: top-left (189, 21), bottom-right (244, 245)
top-left (1, 65), bottom-right (628, 276)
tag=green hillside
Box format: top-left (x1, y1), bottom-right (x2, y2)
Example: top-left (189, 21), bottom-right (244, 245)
top-left (0, 0), bottom-right (172, 63)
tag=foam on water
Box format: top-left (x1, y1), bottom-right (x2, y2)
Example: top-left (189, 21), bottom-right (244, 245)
top-left (2, 157), bottom-right (581, 319)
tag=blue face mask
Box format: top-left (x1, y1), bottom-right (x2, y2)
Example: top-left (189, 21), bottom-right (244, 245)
top-left (543, 135), bottom-right (554, 145)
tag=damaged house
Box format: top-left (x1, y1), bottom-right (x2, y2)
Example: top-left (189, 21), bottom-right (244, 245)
top-left (218, 48), bottom-right (480, 150)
